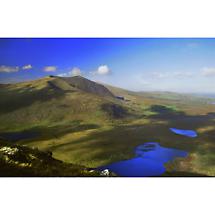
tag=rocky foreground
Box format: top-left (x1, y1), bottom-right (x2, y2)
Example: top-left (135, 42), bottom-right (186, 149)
top-left (0, 139), bottom-right (113, 177)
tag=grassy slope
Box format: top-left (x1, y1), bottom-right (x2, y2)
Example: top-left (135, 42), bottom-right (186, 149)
top-left (0, 77), bottom-right (215, 176)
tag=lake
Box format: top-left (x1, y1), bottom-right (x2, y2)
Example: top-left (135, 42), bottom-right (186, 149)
top-left (98, 142), bottom-right (188, 177)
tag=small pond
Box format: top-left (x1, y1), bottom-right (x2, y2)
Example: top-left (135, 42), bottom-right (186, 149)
top-left (170, 128), bottom-right (197, 138)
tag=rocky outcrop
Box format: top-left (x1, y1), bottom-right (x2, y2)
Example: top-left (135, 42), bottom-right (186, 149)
top-left (0, 140), bottom-right (102, 177)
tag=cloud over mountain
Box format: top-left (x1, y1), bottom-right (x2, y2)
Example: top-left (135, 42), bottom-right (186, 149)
top-left (94, 65), bottom-right (111, 75)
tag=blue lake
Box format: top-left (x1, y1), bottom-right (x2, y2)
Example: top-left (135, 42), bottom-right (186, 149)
top-left (170, 128), bottom-right (197, 138)
top-left (98, 142), bottom-right (188, 177)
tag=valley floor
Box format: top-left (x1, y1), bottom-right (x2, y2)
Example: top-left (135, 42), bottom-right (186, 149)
top-left (2, 112), bottom-right (215, 176)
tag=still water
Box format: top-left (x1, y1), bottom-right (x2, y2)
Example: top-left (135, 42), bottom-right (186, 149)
top-left (170, 128), bottom-right (197, 137)
top-left (98, 142), bottom-right (188, 177)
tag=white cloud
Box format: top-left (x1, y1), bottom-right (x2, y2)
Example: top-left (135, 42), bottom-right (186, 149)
top-left (0, 65), bottom-right (19, 73)
top-left (43, 66), bottom-right (57, 72)
top-left (201, 67), bottom-right (215, 77)
top-left (22, 64), bottom-right (32, 70)
top-left (94, 65), bottom-right (111, 75)
top-left (58, 67), bottom-right (82, 77)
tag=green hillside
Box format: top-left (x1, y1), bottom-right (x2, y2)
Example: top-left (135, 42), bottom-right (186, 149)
top-left (0, 76), bottom-right (215, 176)
top-left (0, 76), bottom-right (129, 131)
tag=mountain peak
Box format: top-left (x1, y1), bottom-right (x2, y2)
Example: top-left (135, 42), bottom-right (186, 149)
top-left (46, 75), bottom-right (115, 97)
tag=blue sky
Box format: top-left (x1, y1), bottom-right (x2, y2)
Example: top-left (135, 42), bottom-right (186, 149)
top-left (0, 38), bottom-right (215, 93)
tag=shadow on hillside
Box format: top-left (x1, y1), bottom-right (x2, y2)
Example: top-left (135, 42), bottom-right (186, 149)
top-left (145, 105), bottom-right (215, 132)
top-left (146, 104), bottom-right (185, 118)
top-left (48, 123), bottom-right (198, 155)
top-left (0, 86), bottom-right (65, 114)
top-left (0, 120), bottom-right (100, 143)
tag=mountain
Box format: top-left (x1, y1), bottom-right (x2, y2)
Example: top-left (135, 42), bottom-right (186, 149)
top-left (0, 76), bottom-right (132, 175)
top-left (0, 76), bottom-right (129, 131)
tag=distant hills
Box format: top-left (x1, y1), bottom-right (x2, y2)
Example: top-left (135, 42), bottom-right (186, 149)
top-left (192, 93), bottom-right (215, 99)
top-left (134, 91), bottom-right (215, 104)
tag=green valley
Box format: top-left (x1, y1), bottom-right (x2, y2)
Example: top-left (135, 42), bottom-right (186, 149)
top-left (0, 76), bottom-right (214, 176)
